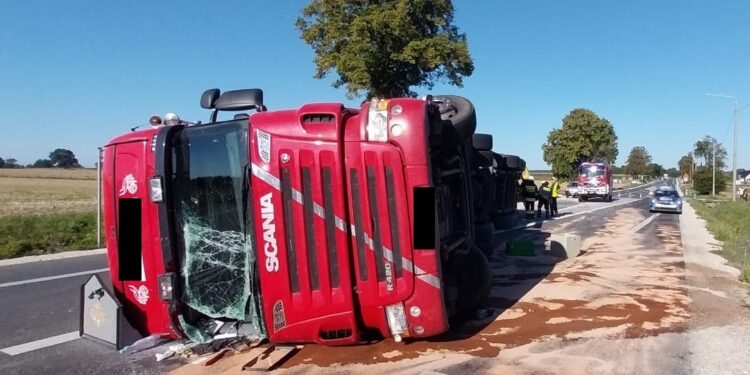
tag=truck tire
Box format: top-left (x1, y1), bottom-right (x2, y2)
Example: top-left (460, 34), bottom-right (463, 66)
top-left (493, 153), bottom-right (508, 170)
top-left (454, 247), bottom-right (491, 317)
top-left (474, 222), bottom-right (495, 258)
top-left (500, 154), bottom-right (525, 171)
top-left (472, 133), bottom-right (493, 151)
top-left (433, 95), bottom-right (476, 139)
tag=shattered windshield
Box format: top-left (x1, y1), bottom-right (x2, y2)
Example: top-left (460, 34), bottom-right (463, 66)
top-left (171, 120), bottom-right (263, 340)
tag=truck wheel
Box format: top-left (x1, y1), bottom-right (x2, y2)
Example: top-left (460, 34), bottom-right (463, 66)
top-left (474, 222), bottom-right (495, 258)
top-left (454, 247), bottom-right (491, 317)
top-left (472, 133), bottom-right (493, 151)
top-left (433, 95), bottom-right (476, 139)
top-left (500, 154), bottom-right (525, 171)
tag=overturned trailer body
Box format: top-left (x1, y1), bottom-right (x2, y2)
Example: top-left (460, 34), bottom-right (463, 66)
top-left (89, 89), bottom-right (525, 348)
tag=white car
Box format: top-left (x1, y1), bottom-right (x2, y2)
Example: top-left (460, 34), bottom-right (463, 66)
top-left (564, 182), bottom-right (579, 198)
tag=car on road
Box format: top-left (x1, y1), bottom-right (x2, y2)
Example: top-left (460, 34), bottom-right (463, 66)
top-left (649, 186), bottom-right (682, 214)
top-left (564, 182), bottom-right (579, 198)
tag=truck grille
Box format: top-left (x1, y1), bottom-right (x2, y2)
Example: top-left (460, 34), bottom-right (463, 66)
top-left (281, 164), bottom-right (341, 292)
top-left (349, 157), bottom-right (406, 290)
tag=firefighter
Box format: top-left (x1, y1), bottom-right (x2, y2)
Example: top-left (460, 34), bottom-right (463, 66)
top-left (538, 181), bottom-right (551, 219)
top-left (550, 177), bottom-right (561, 216)
top-left (520, 176), bottom-right (538, 219)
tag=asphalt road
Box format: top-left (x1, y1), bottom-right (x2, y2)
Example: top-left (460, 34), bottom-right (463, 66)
top-left (0, 253), bottom-right (181, 375)
top-left (0, 181), bottom-right (666, 374)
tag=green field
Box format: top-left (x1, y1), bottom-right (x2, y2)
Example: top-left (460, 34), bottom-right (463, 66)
top-left (0, 168), bottom-right (99, 259)
top-left (690, 199), bottom-right (750, 283)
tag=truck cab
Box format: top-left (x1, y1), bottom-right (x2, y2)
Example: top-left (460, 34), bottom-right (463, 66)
top-left (576, 162), bottom-right (613, 202)
top-left (98, 89), bottom-right (494, 346)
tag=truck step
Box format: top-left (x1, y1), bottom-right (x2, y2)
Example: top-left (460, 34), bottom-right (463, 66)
top-left (242, 345), bottom-right (298, 371)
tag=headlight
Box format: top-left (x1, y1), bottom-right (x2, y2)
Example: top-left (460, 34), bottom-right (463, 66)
top-left (158, 273), bottom-right (176, 300)
top-left (366, 98), bottom-right (389, 142)
top-left (385, 303), bottom-right (409, 342)
top-left (149, 176), bottom-right (164, 203)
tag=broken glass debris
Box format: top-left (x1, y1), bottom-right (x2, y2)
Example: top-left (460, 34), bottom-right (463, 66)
top-left (182, 218), bottom-right (250, 321)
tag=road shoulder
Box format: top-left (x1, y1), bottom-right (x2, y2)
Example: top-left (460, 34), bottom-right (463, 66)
top-left (0, 248), bottom-right (106, 267)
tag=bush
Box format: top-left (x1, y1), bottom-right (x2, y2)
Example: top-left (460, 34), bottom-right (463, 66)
top-left (0, 212), bottom-right (99, 259)
top-left (693, 168), bottom-right (728, 195)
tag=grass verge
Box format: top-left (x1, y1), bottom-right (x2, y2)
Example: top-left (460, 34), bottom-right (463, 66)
top-left (0, 211), bottom-right (100, 259)
top-left (690, 199), bottom-right (750, 282)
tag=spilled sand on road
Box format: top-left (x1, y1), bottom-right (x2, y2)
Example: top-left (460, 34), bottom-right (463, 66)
top-left (170, 207), bottom-right (692, 374)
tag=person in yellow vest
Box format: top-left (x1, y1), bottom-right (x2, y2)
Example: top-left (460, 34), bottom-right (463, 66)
top-left (550, 177), bottom-right (561, 217)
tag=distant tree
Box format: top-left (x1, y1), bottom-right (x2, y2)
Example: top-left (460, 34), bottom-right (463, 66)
top-left (737, 168), bottom-right (750, 180)
top-left (296, 0), bottom-right (474, 99)
top-left (0, 157), bottom-right (4, 168)
top-left (32, 159), bottom-right (53, 168)
top-left (666, 167), bottom-right (680, 177)
top-left (542, 108), bottom-right (619, 180)
top-left (48, 149), bottom-right (81, 168)
top-left (5, 158), bottom-right (18, 168)
top-left (678, 153), bottom-right (694, 176)
top-left (694, 136), bottom-right (727, 169)
top-left (693, 167), bottom-right (728, 195)
top-left (647, 163), bottom-right (665, 177)
top-left (624, 146), bottom-right (651, 178)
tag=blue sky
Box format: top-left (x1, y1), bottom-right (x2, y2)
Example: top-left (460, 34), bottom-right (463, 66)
top-left (1, 1), bottom-right (748, 169)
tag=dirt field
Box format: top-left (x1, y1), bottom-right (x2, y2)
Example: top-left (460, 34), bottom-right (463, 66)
top-left (0, 169), bottom-right (97, 216)
top-left (0, 168), bottom-right (96, 180)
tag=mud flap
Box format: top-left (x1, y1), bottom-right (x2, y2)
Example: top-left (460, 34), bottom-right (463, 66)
top-left (79, 274), bottom-right (142, 350)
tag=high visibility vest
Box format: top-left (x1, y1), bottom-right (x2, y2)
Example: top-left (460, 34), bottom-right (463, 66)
top-left (551, 181), bottom-right (560, 198)
top-left (523, 183), bottom-right (537, 201)
top-left (540, 186), bottom-right (551, 200)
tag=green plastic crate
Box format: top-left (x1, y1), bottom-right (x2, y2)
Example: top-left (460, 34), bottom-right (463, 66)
top-left (506, 239), bottom-right (535, 256)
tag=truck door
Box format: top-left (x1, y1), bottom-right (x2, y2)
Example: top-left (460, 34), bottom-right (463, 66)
top-left (103, 134), bottom-right (173, 336)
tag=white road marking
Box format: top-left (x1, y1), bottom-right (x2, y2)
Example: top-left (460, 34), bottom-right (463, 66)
top-left (497, 197), bottom-right (649, 234)
top-left (0, 331), bottom-right (79, 356)
top-left (631, 213), bottom-right (661, 233)
top-left (0, 268), bottom-right (109, 288)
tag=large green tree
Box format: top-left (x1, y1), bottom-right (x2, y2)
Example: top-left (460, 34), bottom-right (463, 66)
top-left (694, 135), bottom-right (727, 169)
top-left (693, 166), bottom-right (728, 195)
top-left (542, 108), bottom-right (619, 180)
top-left (678, 153), bottom-right (694, 175)
top-left (296, 0), bottom-right (474, 99)
top-left (49, 149), bottom-right (81, 168)
top-left (647, 162), bottom-right (664, 178)
top-left (624, 146), bottom-right (652, 178)
top-left (665, 167), bottom-right (679, 177)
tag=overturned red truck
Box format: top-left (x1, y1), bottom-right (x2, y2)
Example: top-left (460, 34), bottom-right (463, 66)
top-left (92, 89), bottom-right (525, 347)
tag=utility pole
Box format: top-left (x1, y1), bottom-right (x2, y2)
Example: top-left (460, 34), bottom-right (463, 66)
top-left (706, 93), bottom-right (740, 201)
top-left (691, 157), bottom-right (695, 188)
top-left (96, 147), bottom-right (103, 248)
top-left (732, 99), bottom-right (738, 202)
top-left (712, 139), bottom-right (716, 197)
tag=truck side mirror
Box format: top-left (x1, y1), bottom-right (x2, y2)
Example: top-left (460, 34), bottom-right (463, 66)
top-left (201, 89), bottom-right (221, 109)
